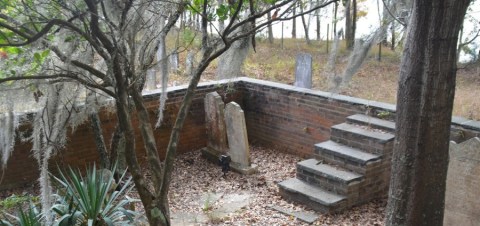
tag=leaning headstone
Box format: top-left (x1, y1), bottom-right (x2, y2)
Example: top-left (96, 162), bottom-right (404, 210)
top-left (145, 69), bottom-right (156, 90)
top-left (224, 102), bottom-right (257, 174)
top-left (201, 92), bottom-right (228, 162)
top-left (170, 51), bottom-right (179, 74)
top-left (444, 137), bottom-right (480, 226)
top-left (294, 53), bottom-right (312, 88)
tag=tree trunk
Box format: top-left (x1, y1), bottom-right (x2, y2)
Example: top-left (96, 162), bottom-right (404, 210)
top-left (352, 0), bottom-right (357, 46)
top-left (281, 22), bottom-right (284, 48)
top-left (292, 4), bottom-right (297, 38)
top-left (391, 21), bottom-right (395, 50)
top-left (109, 123), bottom-right (127, 174)
top-left (89, 112), bottom-right (110, 169)
top-left (300, 4), bottom-right (311, 45)
top-left (326, 24), bottom-right (329, 53)
top-left (385, 0), bottom-right (471, 225)
top-left (345, 0), bottom-right (353, 49)
top-left (377, 43), bottom-right (382, 61)
top-left (316, 0), bottom-right (320, 40)
top-left (267, 11), bottom-right (274, 44)
top-left (332, 2), bottom-right (338, 39)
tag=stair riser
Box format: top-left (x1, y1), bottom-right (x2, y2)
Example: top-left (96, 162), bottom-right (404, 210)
top-left (346, 116), bottom-right (396, 133)
top-left (330, 129), bottom-right (394, 155)
top-left (359, 162), bottom-right (391, 198)
top-left (296, 171), bottom-right (362, 196)
top-left (278, 187), bottom-right (347, 214)
top-left (314, 147), bottom-right (382, 174)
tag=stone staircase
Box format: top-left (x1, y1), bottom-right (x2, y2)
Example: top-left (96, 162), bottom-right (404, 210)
top-left (278, 114), bottom-right (395, 213)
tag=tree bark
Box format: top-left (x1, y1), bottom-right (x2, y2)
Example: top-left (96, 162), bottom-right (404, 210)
top-left (352, 0), bottom-right (356, 45)
top-left (267, 11), bottom-right (274, 44)
top-left (300, 4), bottom-right (311, 45)
top-left (332, 2), bottom-right (338, 39)
top-left (316, 0), bottom-right (320, 40)
top-left (385, 0), bottom-right (471, 225)
top-left (109, 123), bottom-right (127, 173)
top-left (345, 0), bottom-right (353, 49)
top-left (89, 112), bottom-right (110, 169)
top-left (292, 4), bottom-right (297, 38)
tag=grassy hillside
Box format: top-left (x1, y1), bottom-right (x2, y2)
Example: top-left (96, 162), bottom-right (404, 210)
top-left (168, 36), bottom-right (480, 120)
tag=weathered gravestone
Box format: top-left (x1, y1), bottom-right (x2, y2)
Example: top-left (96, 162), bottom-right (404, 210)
top-left (294, 53), bottom-right (312, 89)
top-left (444, 137), bottom-right (480, 226)
top-left (224, 102), bottom-right (257, 174)
top-left (201, 92), bottom-right (228, 162)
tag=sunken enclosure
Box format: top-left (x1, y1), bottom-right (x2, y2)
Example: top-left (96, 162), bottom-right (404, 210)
top-left (2, 77), bottom-right (480, 213)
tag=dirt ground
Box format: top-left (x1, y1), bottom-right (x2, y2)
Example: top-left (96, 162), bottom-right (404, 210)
top-left (164, 146), bottom-right (387, 225)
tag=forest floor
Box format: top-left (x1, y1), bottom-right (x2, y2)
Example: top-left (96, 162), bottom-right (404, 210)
top-left (165, 146), bottom-right (386, 226)
top-left (0, 147), bottom-right (386, 225)
top-left (170, 38), bottom-right (480, 120)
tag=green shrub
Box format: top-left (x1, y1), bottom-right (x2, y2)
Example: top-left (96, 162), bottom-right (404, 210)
top-left (0, 202), bottom-right (42, 226)
top-left (51, 165), bottom-right (139, 226)
top-left (0, 195), bottom-right (38, 211)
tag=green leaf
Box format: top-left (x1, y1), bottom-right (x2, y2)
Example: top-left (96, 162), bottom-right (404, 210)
top-left (33, 52), bottom-right (41, 63)
top-left (5, 47), bottom-right (22, 54)
top-left (216, 4), bottom-right (229, 21)
top-left (41, 49), bottom-right (50, 58)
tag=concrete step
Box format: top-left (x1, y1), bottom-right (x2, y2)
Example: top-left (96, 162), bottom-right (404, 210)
top-left (278, 178), bottom-right (347, 213)
top-left (330, 123), bottom-right (395, 155)
top-left (346, 114), bottom-right (396, 133)
top-left (314, 140), bottom-right (382, 174)
top-left (296, 159), bottom-right (364, 195)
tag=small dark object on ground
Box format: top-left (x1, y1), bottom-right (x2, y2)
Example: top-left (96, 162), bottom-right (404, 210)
top-left (219, 155), bottom-right (231, 176)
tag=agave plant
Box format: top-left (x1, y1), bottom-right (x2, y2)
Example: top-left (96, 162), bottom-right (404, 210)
top-left (51, 165), bottom-right (139, 226)
top-left (0, 202), bottom-right (42, 226)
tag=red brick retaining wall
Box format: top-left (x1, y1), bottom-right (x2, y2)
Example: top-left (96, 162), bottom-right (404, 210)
top-left (1, 78), bottom-right (478, 190)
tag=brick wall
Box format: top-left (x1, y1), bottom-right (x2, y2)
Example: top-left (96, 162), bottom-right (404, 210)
top-left (236, 78), bottom-right (480, 157)
top-left (0, 81), bottom-right (241, 190)
top-left (238, 78), bottom-right (394, 157)
top-left (1, 77), bottom-right (479, 190)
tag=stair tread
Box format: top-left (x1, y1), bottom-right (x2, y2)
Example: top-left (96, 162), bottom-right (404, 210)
top-left (347, 114), bottom-right (396, 132)
top-left (298, 159), bottom-right (364, 183)
top-left (315, 140), bottom-right (381, 164)
top-left (278, 178), bottom-right (346, 206)
top-left (332, 123), bottom-right (395, 142)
